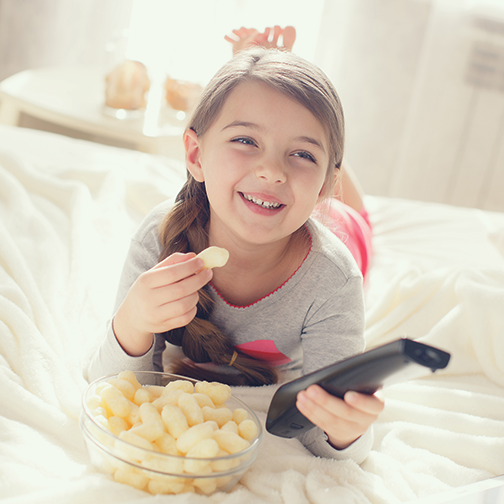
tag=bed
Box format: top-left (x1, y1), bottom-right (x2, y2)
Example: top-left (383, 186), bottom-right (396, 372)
top-left (1, 123), bottom-right (503, 504)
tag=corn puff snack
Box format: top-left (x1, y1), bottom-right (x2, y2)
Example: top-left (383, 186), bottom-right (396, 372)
top-left (84, 372), bottom-right (259, 495)
top-left (196, 246), bottom-right (229, 270)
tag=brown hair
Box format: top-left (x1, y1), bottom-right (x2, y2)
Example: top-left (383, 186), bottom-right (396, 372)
top-left (158, 48), bottom-right (345, 386)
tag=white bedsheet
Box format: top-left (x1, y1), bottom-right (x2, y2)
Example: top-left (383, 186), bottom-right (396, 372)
top-left (0, 125), bottom-right (503, 503)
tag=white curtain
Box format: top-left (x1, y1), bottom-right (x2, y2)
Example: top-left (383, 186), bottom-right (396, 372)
top-left (315, 0), bottom-right (504, 211)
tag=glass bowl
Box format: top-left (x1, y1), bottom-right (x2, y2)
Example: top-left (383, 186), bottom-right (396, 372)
top-left (80, 371), bottom-right (262, 495)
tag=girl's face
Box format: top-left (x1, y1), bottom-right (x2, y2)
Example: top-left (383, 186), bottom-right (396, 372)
top-left (185, 80), bottom-right (332, 249)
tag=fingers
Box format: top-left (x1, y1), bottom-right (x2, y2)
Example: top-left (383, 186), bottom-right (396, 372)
top-left (156, 298), bottom-right (199, 331)
top-left (141, 256), bottom-right (212, 319)
top-left (113, 251), bottom-right (216, 355)
top-left (150, 254), bottom-right (206, 289)
top-left (296, 386), bottom-right (352, 425)
top-left (122, 253), bottom-right (213, 331)
top-left (344, 390), bottom-right (385, 416)
top-left (155, 268), bottom-right (212, 307)
top-left (129, 274), bottom-right (206, 336)
top-left (298, 385), bottom-right (384, 420)
top-left (296, 385), bottom-right (384, 449)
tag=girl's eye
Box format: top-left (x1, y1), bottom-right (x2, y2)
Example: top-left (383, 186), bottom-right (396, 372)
top-left (231, 137), bottom-right (257, 147)
top-left (293, 151), bottom-right (316, 163)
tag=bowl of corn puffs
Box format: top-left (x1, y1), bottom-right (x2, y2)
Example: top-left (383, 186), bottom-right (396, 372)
top-left (80, 371), bottom-right (262, 495)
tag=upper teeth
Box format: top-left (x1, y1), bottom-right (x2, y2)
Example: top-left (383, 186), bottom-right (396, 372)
top-left (243, 193), bottom-right (281, 209)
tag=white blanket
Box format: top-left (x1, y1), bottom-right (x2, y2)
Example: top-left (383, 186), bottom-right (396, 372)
top-left (0, 125), bottom-right (503, 503)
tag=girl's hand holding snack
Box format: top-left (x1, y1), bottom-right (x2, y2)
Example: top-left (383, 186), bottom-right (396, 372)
top-left (113, 253), bottom-right (213, 357)
top-left (296, 385), bottom-right (384, 449)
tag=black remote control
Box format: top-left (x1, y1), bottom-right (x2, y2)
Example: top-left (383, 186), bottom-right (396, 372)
top-left (266, 338), bottom-right (450, 438)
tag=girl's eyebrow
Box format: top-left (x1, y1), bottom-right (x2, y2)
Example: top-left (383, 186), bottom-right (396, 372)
top-left (222, 121), bottom-right (326, 153)
top-left (221, 120), bottom-right (259, 131)
top-left (297, 136), bottom-right (326, 153)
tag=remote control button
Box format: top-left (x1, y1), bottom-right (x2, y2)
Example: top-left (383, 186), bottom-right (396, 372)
top-left (289, 422), bottom-right (305, 430)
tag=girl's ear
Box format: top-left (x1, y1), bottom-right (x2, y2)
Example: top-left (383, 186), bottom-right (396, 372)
top-left (184, 128), bottom-right (205, 182)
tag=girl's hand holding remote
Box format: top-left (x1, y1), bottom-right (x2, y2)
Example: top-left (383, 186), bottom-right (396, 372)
top-left (113, 253), bottom-right (213, 357)
top-left (296, 385), bottom-right (384, 449)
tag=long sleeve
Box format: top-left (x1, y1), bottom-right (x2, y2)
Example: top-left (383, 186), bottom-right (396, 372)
top-left (299, 425), bottom-right (374, 463)
top-left (86, 202), bottom-right (169, 382)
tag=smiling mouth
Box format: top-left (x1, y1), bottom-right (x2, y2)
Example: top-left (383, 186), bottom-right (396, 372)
top-left (241, 193), bottom-right (283, 209)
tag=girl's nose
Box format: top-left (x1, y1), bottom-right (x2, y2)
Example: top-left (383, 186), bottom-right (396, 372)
top-left (255, 157), bottom-right (286, 184)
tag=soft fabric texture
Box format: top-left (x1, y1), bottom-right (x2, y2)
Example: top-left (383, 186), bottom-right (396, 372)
top-left (1, 125), bottom-right (503, 504)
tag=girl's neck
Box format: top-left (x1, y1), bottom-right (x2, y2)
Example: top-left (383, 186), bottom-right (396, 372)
top-left (209, 226), bottom-right (311, 307)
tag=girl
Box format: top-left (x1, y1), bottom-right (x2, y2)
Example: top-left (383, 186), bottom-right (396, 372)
top-left (88, 48), bottom-right (382, 462)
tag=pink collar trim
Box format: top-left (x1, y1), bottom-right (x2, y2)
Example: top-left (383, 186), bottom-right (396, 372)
top-left (210, 226), bottom-right (313, 309)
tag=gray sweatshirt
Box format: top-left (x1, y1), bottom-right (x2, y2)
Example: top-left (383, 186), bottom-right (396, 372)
top-left (87, 200), bottom-right (373, 463)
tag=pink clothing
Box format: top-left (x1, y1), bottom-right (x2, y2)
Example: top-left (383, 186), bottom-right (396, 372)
top-left (235, 340), bottom-right (291, 366)
top-left (312, 199), bottom-right (373, 280)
